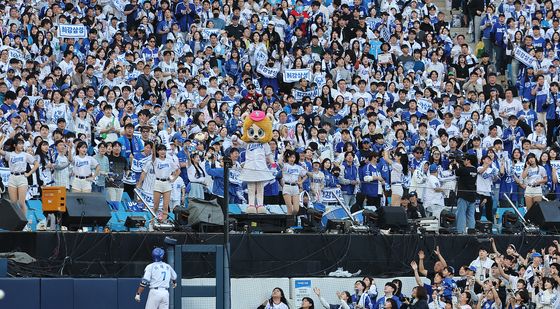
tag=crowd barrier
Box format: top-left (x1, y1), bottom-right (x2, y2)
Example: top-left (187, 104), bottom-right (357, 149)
top-left (0, 276), bottom-right (430, 309)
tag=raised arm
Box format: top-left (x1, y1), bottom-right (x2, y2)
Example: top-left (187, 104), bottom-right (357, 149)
top-left (434, 246), bottom-right (448, 268)
top-left (418, 250), bottom-right (428, 277)
top-left (411, 261), bottom-right (423, 286)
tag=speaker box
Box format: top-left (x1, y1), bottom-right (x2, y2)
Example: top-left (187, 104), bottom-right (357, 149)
top-left (377, 206), bottom-right (408, 230)
top-left (231, 214), bottom-right (288, 233)
top-left (524, 201), bottom-right (560, 231)
top-left (0, 199), bottom-right (27, 231)
top-left (61, 193), bottom-right (111, 229)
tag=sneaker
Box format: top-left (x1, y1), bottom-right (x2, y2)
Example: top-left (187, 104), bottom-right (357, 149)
top-left (23, 224), bottom-right (31, 232)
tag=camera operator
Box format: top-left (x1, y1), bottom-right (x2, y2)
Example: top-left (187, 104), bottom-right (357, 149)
top-left (451, 154), bottom-right (478, 234)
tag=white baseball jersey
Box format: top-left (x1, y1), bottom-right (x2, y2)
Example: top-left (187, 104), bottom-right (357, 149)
top-left (5, 151), bottom-right (36, 173)
top-left (142, 261), bottom-right (177, 289)
top-left (141, 161), bottom-right (156, 193)
top-left (73, 155), bottom-right (99, 177)
top-left (153, 157), bottom-right (179, 179)
top-left (171, 177), bottom-right (185, 201)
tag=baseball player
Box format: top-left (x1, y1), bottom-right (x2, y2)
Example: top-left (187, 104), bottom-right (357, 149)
top-left (135, 247), bottom-right (177, 309)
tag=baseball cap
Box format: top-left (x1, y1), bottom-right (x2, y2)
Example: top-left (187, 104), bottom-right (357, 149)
top-left (429, 163), bottom-right (438, 173)
top-left (468, 266), bottom-right (477, 272)
top-left (210, 137), bottom-right (223, 146)
top-left (362, 138), bottom-right (371, 144)
top-left (8, 113), bottom-right (21, 121)
top-left (409, 191), bottom-right (417, 197)
top-left (532, 252), bottom-right (543, 258)
top-left (171, 132), bottom-right (185, 143)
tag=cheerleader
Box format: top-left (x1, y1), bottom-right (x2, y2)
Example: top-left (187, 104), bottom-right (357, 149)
top-left (383, 148), bottom-right (409, 207)
top-left (0, 135), bottom-right (39, 217)
top-left (281, 150), bottom-right (307, 216)
top-left (521, 153), bottom-right (548, 210)
top-left (137, 144), bottom-right (179, 222)
top-left (72, 141), bottom-right (100, 193)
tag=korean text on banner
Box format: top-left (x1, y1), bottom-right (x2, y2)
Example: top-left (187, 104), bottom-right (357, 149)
top-left (513, 46), bottom-right (536, 67)
top-left (283, 69), bottom-right (311, 83)
top-left (57, 24), bottom-right (88, 39)
top-left (256, 63), bottom-right (280, 78)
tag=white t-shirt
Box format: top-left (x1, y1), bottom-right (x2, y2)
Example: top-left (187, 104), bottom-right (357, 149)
top-left (171, 177), bottom-right (185, 201)
top-left (264, 302), bottom-right (289, 309)
top-left (282, 163), bottom-right (306, 184)
top-left (5, 151), bottom-right (35, 173)
top-left (153, 157), bottom-right (179, 179)
top-left (499, 99), bottom-right (523, 120)
top-left (142, 261), bottom-right (177, 289)
top-left (425, 174), bottom-right (444, 206)
top-left (73, 155), bottom-right (99, 177)
top-left (477, 166), bottom-right (496, 197)
top-left (525, 165), bottom-right (546, 186)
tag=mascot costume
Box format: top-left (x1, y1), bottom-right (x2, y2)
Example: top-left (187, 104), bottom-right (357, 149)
top-left (237, 110), bottom-right (274, 214)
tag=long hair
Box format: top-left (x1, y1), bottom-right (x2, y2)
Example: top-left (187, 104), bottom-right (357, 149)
top-left (299, 297), bottom-right (314, 309)
top-left (268, 287), bottom-right (289, 308)
top-left (34, 141), bottom-right (50, 168)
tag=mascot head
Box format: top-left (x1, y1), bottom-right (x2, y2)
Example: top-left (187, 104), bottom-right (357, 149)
top-left (241, 110), bottom-right (273, 143)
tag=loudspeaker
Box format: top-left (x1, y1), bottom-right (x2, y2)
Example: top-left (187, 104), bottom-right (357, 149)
top-left (187, 198), bottom-right (224, 226)
top-left (377, 206), bottom-right (408, 230)
top-left (476, 220), bottom-right (493, 234)
top-left (232, 214), bottom-right (288, 233)
top-left (0, 199), bottom-right (26, 231)
top-left (524, 201), bottom-right (560, 231)
top-left (61, 193), bottom-right (111, 229)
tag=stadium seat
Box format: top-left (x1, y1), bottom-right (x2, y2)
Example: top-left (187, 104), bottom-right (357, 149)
top-left (107, 201), bottom-right (121, 211)
top-left (121, 192), bottom-right (132, 203)
top-left (26, 200), bottom-right (43, 212)
top-left (229, 204), bottom-right (241, 215)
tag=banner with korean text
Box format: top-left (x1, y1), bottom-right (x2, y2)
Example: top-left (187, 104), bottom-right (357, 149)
top-left (283, 69), bottom-right (311, 83)
top-left (256, 63), bottom-right (280, 78)
top-left (513, 47), bottom-right (535, 67)
top-left (292, 88), bottom-right (320, 101)
top-left (57, 24), bottom-right (88, 39)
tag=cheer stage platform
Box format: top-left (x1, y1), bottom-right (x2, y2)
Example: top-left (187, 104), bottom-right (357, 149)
top-left (0, 232), bottom-right (556, 278)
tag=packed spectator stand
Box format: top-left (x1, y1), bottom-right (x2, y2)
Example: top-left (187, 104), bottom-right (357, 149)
top-left (3, 1), bottom-right (560, 308)
top-left (0, 0), bottom-right (560, 237)
top-left (270, 240), bottom-right (560, 309)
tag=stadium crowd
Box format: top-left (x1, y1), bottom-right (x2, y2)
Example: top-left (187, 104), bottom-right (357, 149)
top-left (261, 240), bottom-right (560, 309)
top-left (0, 0), bottom-right (559, 232)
